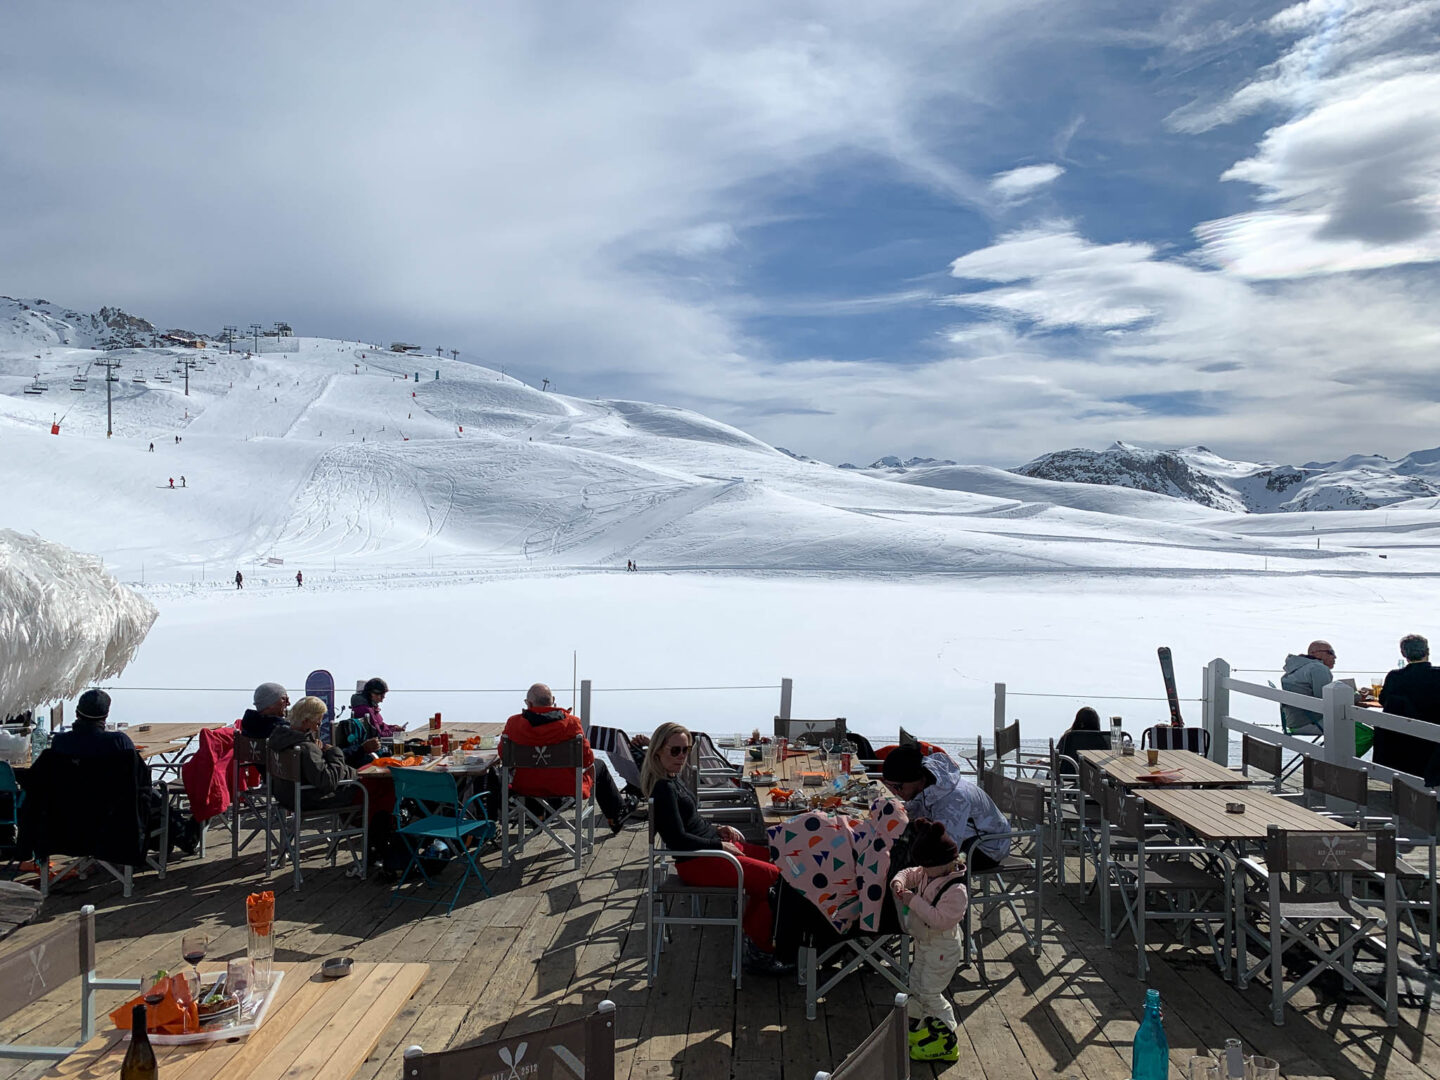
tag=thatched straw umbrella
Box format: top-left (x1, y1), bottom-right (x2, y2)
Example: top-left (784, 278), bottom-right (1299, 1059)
top-left (0, 529), bottom-right (158, 719)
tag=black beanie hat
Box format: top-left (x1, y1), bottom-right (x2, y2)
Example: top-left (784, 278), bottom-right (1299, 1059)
top-left (76, 688), bottom-right (111, 721)
top-left (909, 818), bottom-right (959, 868)
top-left (881, 743), bottom-right (926, 784)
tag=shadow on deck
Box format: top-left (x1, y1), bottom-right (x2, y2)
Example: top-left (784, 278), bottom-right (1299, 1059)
top-left (0, 828), bottom-right (1436, 1080)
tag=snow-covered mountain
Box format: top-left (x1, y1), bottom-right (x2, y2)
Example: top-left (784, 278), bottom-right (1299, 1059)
top-left (0, 297), bottom-right (158, 351)
top-left (3, 299), bottom-right (1439, 591)
top-left (1012, 442), bottom-right (1440, 513)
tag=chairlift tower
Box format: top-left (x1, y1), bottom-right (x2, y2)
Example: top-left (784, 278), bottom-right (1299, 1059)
top-left (223, 325), bottom-right (238, 354)
top-left (182, 357), bottom-right (200, 396)
top-left (97, 354), bottom-right (122, 437)
top-left (249, 323), bottom-right (263, 353)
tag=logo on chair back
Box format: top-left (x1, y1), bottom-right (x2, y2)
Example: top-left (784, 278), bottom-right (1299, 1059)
top-left (25, 944), bottom-right (49, 996)
top-left (490, 1042), bottom-right (535, 1080)
top-left (530, 746), bottom-right (552, 767)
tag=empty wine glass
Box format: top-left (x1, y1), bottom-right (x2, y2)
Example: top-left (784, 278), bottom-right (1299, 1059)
top-left (1188, 1056), bottom-right (1220, 1080)
top-left (821, 736), bottom-right (836, 760)
top-left (227, 957), bottom-right (253, 1017)
top-left (1246, 1057), bottom-right (1280, 1080)
top-left (181, 932), bottom-right (207, 991)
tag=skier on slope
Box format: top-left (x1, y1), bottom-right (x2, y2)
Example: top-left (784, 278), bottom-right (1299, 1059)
top-left (168, 478), bottom-right (174, 489)
top-left (296, 570), bottom-right (303, 587)
top-left (235, 570), bottom-right (243, 590)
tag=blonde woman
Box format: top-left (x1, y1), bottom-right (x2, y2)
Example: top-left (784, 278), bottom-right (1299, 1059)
top-left (268, 695), bottom-right (357, 810)
top-left (641, 722), bottom-right (786, 972)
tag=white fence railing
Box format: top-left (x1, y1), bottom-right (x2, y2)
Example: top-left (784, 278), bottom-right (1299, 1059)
top-left (995, 661), bottom-right (1440, 803)
top-left (1199, 658), bottom-right (1438, 799)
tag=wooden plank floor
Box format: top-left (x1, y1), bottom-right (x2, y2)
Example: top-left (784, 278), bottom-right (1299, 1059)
top-left (0, 824), bottom-right (1436, 1080)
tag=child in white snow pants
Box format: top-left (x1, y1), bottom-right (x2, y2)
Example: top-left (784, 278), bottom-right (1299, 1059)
top-left (891, 817), bottom-right (968, 1062)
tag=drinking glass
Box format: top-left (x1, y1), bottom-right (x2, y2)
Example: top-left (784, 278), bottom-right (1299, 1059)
top-left (227, 957), bottom-right (253, 1016)
top-left (1246, 1057), bottom-right (1280, 1080)
top-left (821, 737), bottom-right (836, 760)
top-left (181, 932), bottom-right (207, 989)
top-left (1189, 1056), bottom-right (1221, 1080)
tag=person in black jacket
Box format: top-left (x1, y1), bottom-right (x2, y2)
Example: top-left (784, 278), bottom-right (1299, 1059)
top-left (640, 722), bottom-right (786, 972)
top-left (239, 682), bottom-right (290, 739)
top-left (1376, 634), bottom-right (1440, 782)
top-left (49, 689), bottom-right (200, 854)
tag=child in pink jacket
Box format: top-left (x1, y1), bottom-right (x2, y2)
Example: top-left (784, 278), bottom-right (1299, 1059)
top-left (891, 817), bottom-right (968, 1062)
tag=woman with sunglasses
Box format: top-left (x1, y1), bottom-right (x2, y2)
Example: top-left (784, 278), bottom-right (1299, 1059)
top-left (640, 722), bottom-right (787, 973)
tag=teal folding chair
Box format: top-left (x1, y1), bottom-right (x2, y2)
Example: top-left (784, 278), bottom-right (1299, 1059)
top-left (390, 767), bottom-right (496, 915)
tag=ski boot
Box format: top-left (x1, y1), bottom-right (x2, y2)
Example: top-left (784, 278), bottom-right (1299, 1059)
top-left (909, 1016), bottom-right (960, 1062)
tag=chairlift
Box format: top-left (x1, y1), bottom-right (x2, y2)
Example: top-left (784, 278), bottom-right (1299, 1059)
top-left (69, 380), bottom-right (86, 391)
top-left (153, 373), bottom-right (171, 383)
top-left (27, 374), bottom-right (48, 393)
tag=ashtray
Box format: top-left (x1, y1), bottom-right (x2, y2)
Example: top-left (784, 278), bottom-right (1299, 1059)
top-left (321, 957), bottom-right (354, 979)
top-left (1225, 802), bottom-right (1246, 814)
top-left (1120, 746), bottom-right (1135, 756)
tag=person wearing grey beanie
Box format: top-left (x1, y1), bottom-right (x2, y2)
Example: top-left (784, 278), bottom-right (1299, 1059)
top-left (240, 682), bottom-right (291, 739)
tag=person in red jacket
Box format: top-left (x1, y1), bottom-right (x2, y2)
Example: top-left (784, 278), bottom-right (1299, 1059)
top-left (501, 683), bottom-right (633, 833)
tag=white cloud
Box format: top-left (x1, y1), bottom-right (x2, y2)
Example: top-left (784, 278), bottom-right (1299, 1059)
top-left (988, 163), bottom-right (1065, 202)
top-left (671, 223), bottom-right (740, 257)
top-left (1168, 0), bottom-right (1440, 278)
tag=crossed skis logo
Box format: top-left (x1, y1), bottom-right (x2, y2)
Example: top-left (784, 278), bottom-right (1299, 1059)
top-left (489, 1041), bottom-right (536, 1080)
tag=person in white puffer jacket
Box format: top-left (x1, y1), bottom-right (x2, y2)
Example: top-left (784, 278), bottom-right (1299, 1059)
top-left (881, 743), bottom-right (1011, 868)
top-left (891, 817), bottom-right (968, 1062)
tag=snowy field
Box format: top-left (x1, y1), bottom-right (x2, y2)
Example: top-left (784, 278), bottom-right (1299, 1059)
top-left (4, 329), bottom-right (1439, 743)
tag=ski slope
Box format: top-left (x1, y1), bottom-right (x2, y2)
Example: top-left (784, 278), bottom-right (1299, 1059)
top-left (4, 327), bottom-right (1438, 739)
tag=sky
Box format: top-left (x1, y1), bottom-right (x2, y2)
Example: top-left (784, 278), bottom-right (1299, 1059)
top-left (3, 0), bottom-right (1439, 468)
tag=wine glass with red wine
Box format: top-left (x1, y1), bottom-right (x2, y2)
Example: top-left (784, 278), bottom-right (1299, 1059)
top-left (181, 932), bottom-right (207, 992)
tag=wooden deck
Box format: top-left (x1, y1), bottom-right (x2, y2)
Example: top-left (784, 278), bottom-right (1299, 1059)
top-left (0, 823), bottom-right (1436, 1080)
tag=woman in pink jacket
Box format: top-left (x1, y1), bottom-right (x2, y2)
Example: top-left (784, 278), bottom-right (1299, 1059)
top-left (891, 818), bottom-right (968, 1062)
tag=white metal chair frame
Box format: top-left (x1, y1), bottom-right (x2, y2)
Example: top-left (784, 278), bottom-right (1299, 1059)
top-left (1236, 825), bottom-right (1399, 1027)
top-left (266, 746), bottom-right (369, 891)
top-left (499, 735), bottom-right (596, 872)
top-left (231, 733), bottom-right (279, 860)
top-left (644, 799), bottom-right (745, 988)
top-left (1100, 785), bottom-right (1233, 981)
top-left (1389, 777), bottom-right (1438, 972)
top-left (0, 905), bottom-right (141, 1061)
top-left (963, 771), bottom-right (1046, 982)
top-left (800, 931), bottom-right (911, 1021)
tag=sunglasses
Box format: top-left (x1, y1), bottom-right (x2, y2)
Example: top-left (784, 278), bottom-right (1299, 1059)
top-left (666, 744), bottom-right (691, 758)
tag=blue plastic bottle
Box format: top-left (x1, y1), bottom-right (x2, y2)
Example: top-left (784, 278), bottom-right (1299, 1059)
top-left (1132, 988), bottom-right (1168, 1080)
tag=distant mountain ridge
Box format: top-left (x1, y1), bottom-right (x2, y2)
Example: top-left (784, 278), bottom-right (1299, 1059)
top-left (1013, 442), bottom-right (1440, 513)
top-left (0, 297), bottom-right (158, 350)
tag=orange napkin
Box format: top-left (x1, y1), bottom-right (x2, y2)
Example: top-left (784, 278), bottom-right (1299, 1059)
top-left (371, 754), bottom-right (427, 769)
top-left (110, 975), bottom-right (196, 1035)
top-left (247, 890), bottom-right (275, 935)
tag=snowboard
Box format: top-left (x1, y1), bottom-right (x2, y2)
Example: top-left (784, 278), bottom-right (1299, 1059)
top-left (1157, 647), bottom-right (1183, 726)
top-left (306, 669), bottom-right (336, 743)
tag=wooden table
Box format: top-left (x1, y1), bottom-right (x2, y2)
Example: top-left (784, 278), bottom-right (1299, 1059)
top-left (1079, 747), bottom-right (1248, 789)
top-left (1139, 786), bottom-right (1352, 845)
top-left (43, 961), bottom-right (427, 1080)
top-left (121, 722), bottom-right (231, 763)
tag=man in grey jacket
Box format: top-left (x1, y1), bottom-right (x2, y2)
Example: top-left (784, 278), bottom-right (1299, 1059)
top-left (1280, 640), bottom-right (1335, 735)
top-left (882, 744), bottom-right (1011, 870)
